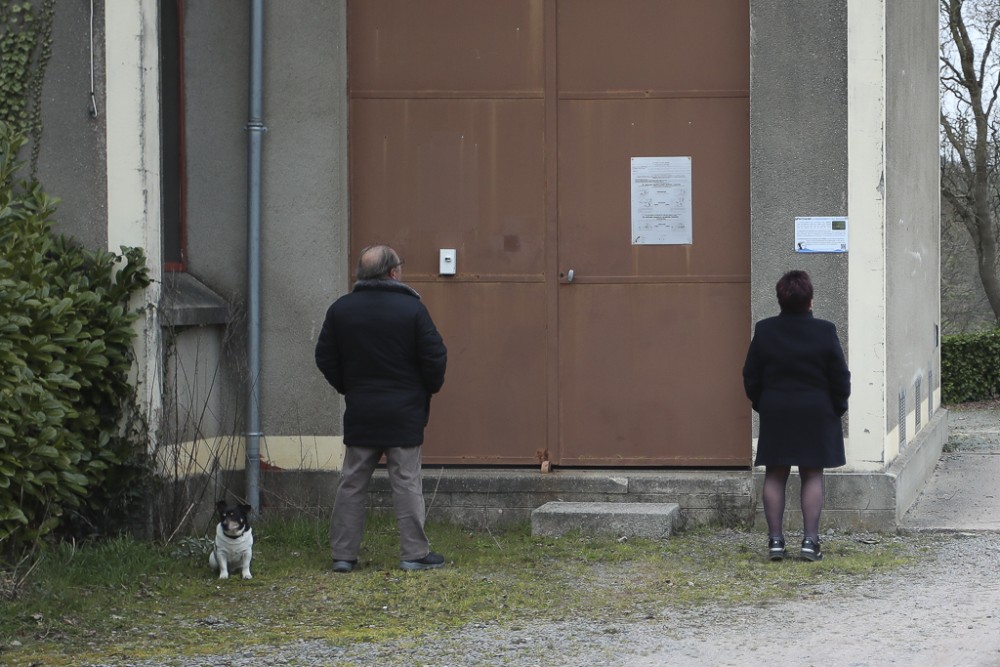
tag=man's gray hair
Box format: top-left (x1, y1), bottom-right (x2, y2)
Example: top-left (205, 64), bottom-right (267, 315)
top-left (356, 245), bottom-right (401, 281)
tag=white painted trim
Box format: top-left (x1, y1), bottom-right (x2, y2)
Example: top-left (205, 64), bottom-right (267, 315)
top-left (155, 436), bottom-right (347, 477)
top-left (259, 436), bottom-right (347, 471)
top-left (105, 0), bottom-right (164, 448)
top-left (847, 0), bottom-right (888, 468)
top-left (105, 0), bottom-right (162, 262)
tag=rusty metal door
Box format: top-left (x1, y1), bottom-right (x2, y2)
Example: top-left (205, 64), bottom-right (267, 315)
top-left (554, 1), bottom-right (750, 465)
top-left (347, 0), bottom-right (750, 466)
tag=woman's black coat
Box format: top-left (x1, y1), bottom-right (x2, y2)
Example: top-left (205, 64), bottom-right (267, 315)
top-left (314, 280), bottom-right (447, 448)
top-left (742, 311), bottom-right (851, 468)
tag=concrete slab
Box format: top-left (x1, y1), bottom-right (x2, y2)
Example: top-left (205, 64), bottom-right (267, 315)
top-left (900, 452), bottom-right (1000, 531)
top-left (531, 501), bottom-right (680, 539)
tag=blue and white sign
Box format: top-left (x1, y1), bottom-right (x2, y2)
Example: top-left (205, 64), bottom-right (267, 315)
top-left (794, 216), bottom-right (848, 253)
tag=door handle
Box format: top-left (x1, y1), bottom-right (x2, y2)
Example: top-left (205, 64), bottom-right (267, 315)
top-left (565, 269), bottom-right (574, 283)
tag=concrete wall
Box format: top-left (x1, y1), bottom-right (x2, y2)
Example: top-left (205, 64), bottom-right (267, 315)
top-left (163, 324), bottom-right (230, 444)
top-left (748, 0), bottom-right (850, 439)
top-left (182, 0), bottom-right (249, 296)
top-left (842, 0), bottom-right (941, 469)
top-left (35, 0), bottom-right (165, 443)
top-left (846, 0), bottom-right (889, 469)
top-left (884, 0), bottom-right (941, 458)
top-left (180, 1), bottom-right (350, 448)
top-left (750, 0), bottom-right (942, 474)
top-left (29, 2), bottom-right (945, 523)
top-left (172, 0), bottom-right (249, 449)
top-left (749, 0), bottom-right (849, 335)
top-left (36, 0), bottom-right (107, 248)
top-left (34, 0), bottom-right (350, 465)
top-left (256, 1), bottom-right (349, 437)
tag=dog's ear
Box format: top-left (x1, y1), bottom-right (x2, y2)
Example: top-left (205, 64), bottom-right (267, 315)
top-left (216, 500), bottom-right (228, 512)
top-left (240, 504), bottom-right (252, 515)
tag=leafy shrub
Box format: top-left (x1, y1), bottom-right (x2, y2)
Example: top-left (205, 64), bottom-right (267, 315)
top-left (941, 328), bottom-right (1000, 404)
top-left (0, 122), bottom-right (151, 561)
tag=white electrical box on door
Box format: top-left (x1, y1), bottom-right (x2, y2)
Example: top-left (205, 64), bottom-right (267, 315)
top-left (439, 249), bottom-right (457, 275)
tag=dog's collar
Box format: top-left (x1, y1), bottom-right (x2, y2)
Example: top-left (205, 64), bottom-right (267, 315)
top-left (221, 526), bottom-right (251, 539)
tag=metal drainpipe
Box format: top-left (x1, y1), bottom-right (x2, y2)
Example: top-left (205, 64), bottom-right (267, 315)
top-left (245, 0), bottom-right (266, 515)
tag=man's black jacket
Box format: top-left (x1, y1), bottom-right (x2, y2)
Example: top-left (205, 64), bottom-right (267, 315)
top-left (315, 280), bottom-right (447, 447)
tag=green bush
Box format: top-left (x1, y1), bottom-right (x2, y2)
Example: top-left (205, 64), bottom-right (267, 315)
top-left (941, 328), bottom-right (1000, 404)
top-left (0, 122), bottom-right (151, 560)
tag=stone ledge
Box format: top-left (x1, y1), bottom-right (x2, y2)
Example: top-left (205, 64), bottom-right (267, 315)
top-left (888, 408), bottom-right (949, 521)
top-left (160, 272), bottom-right (230, 327)
top-left (531, 501), bottom-right (680, 539)
top-left (244, 413), bottom-right (952, 533)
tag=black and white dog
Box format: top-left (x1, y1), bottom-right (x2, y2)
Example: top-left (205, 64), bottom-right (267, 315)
top-left (208, 500), bottom-right (254, 580)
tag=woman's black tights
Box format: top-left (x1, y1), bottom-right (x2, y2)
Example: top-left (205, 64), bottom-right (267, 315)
top-left (762, 466), bottom-right (790, 538)
top-left (763, 465), bottom-right (825, 540)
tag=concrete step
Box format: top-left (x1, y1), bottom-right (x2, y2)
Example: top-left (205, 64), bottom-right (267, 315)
top-left (531, 501), bottom-right (680, 539)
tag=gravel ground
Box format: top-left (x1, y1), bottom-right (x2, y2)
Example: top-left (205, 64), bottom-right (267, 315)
top-left (88, 405), bottom-right (1000, 667)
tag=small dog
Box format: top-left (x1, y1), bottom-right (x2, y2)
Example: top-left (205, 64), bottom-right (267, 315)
top-left (208, 500), bottom-right (254, 580)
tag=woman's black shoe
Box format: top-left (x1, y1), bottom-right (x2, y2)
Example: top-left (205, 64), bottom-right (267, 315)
top-left (767, 537), bottom-right (787, 561)
top-left (800, 537), bottom-right (823, 561)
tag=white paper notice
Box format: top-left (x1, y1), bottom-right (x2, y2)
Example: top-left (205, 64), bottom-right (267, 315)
top-left (631, 156), bottom-right (693, 245)
top-left (794, 217), bottom-right (849, 253)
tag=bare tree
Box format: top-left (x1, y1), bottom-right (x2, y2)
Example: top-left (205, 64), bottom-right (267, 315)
top-left (940, 0), bottom-right (1000, 327)
top-left (941, 199), bottom-right (996, 332)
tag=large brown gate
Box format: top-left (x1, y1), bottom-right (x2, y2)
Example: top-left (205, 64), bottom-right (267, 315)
top-left (348, 0), bottom-right (750, 467)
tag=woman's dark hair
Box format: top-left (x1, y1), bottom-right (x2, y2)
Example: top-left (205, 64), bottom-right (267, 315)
top-left (776, 270), bottom-right (813, 314)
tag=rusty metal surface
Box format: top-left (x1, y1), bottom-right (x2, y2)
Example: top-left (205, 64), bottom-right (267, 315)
top-left (554, 0), bottom-right (750, 465)
top-left (558, 97), bottom-right (750, 279)
top-left (348, 0), bottom-right (751, 467)
top-left (350, 98), bottom-right (545, 279)
top-left (349, 0), bottom-right (543, 96)
top-left (557, 0), bottom-right (750, 96)
top-left (419, 282), bottom-right (549, 465)
top-left (558, 282), bottom-right (750, 466)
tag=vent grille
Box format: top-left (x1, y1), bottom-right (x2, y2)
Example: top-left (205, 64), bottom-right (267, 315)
top-left (915, 376), bottom-right (922, 431)
top-left (928, 367), bottom-right (934, 417)
top-left (898, 388), bottom-right (907, 447)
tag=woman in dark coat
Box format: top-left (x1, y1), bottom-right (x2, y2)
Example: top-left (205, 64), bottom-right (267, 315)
top-left (743, 270), bottom-right (850, 562)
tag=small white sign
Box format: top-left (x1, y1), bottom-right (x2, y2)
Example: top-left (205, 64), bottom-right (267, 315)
top-left (631, 156), bottom-right (693, 245)
top-left (794, 216), bottom-right (848, 253)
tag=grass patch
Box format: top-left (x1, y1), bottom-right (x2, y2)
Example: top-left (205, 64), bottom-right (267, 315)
top-left (0, 516), bottom-right (934, 666)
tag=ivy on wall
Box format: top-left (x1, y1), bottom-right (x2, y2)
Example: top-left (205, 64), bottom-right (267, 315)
top-left (0, 0), bottom-right (55, 177)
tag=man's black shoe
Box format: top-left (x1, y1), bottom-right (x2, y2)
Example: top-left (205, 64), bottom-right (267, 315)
top-left (400, 552), bottom-right (445, 571)
top-left (332, 559), bottom-right (357, 573)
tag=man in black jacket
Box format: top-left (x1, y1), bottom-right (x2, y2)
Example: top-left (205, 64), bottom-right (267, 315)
top-left (315, 245), bottom-right (448, 572)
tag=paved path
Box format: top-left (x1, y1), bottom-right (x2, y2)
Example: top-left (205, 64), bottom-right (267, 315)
top-left (901, 451), bottom-right (1000, 530)
top-left (901, 407), bottom-right (1000, 531)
